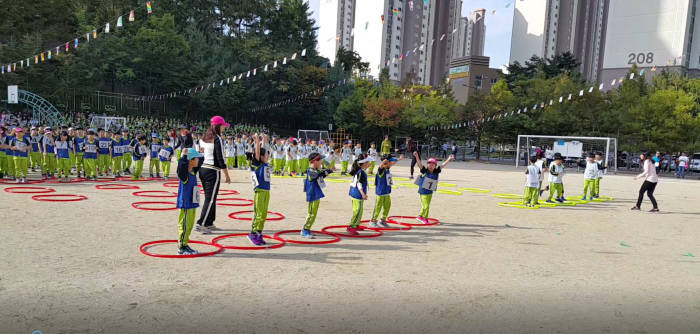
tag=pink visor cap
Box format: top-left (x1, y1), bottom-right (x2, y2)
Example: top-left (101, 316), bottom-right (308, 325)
top-left (427, 158), bottom-right (438, 164)
top-left (210, 115), bottom-right (230, 127)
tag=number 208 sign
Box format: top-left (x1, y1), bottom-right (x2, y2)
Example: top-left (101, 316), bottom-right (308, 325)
top-left (627, 52), bottom-right (654, 65)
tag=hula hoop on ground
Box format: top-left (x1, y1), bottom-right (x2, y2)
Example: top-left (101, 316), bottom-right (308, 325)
top-left (164, 181), bottom-right (202, 188)
top-left (31, 194), bottom-right (87, 202)
top-left (436, 189), bottom-right (462, 195)
top-left (437, 182), bottom-right (457, 187)
top-left (492, 193), bottom-right (523, 199)
top-left (325, 178), bottom-right (350, 183)
top-left (552, 200), bottom-right (577, 207)
top-left (132, 190), bottom-right (177, 198)
top-left (459, 187), bottom-right (490, 193)
top-left (95, 183), bottom-right (140, 190)
top-left (392, 177), bottom-right (411, 182)
top-left (395, 183), bottom-right (418, 188)
top-left (131, 201), bottom-right (177, 211)
top-left (273, 230), bottom-right (342, 245)
top-left (211, 233), bottom-right (286, 250)
top-left (0, 179), bottom-right (44, 184)
top-left (44, 178), bottom-right (85, 184)
top-left (89, 177), bottom-right (117, 182)
top-left (217, 189), bottom-right (240, 196)
top-left (4, 186), bottom-right (55, 194)
top-left (498, 202), bottom-right (539, 209)
top-left (592, 195), bottom-right (614, 202)
top-left (387, 215), bottom-right (440, 226)
top-left (565, 197), bottom-right (589, 204)
top-left (216, 198), bottom-right (254, 206)
top-left (139, 240), bottom-right (224, 258)
top-left (359, 219), bottom-right (412, 231)
top-left (321, 225), bottom-right (383, 238)
top-left (228, 210), bottom-right (285, 221)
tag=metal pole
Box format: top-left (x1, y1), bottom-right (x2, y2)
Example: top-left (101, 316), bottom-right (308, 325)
top-left (605, 137), bottom-right (610, 175)
top-left (516, 135), bottom-right (521, 168)
top-left (613, 138), bottom-right (618, 174)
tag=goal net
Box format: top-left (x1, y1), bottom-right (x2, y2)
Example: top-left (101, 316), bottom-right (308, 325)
top-left (515, 135), bottom-right (618, 173)
top-left (297, 130), bottom-right (330, 144)
top-left (90, 116), bottom-right (127, 133)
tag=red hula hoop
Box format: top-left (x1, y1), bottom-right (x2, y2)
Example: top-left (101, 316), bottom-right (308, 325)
top-left (0, 179), bottom-right (44, 184)
top-left (216, 198), bottom-right (254, 206)
top-left (203, 189), bottom-right (239, 195)
top-left (272, 230), bottom-right (342, 245)
top-left (44, 178), bottom-right (85, 184)
top-left (165, 181), bottom-right (202, 188)
top-left (95, 183), bottom-right (141, 190)
top-left (211, 233), bottom-right (286, 250)
top-left (140, 240), bottom-right (223, 258)
top-left (321, 225), bottom-right (384, 238)
top-left (228, 210), bottom-right (285, 221)
top-left (31, 194), bottom-right (88, 202)
top-left (358, 219), bottom-right (412, 231)
top-left (387, 216), bottom-right (440, 226)
top-left (131, 201), bottom-right (177, 211)
top-left (132, 190), bottom-right (178, 198)
top-left (4, 186), bottom-right (56, 194)
top-left (118, 176), bottom-right (159, 182)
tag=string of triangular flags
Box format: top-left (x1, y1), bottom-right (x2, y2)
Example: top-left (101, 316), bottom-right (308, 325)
top-left (132, 49), bottom-right (308, 101)
top-left (249, 77), bottom-right (354, 112)
top-left (1, 2), bottom-right (153, 75)
top-left (429, 70), bottom-right (646, 131)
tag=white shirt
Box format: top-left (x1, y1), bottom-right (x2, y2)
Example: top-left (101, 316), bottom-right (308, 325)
top-left (525, 165), bottom-right (540, 187)
top-left (595, 159), bottom-right (605, 178)
top-left (535, 159), bottom-right (545, 181)
top-left (678, 156), bottom-right (689, 168)
top-left (199, 138), bottom-right (217, 166)
top-left (548, 164), bottom-right (564, 183)
top-left (637, 159), bottom-right (658, 183)
top-left (235, 142), bottom-right (246, 156)
top-left (583, 161), bottom-right (598, 179)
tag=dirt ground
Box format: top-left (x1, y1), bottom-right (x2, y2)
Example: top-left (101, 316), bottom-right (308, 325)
top-left (1, 160), bottom-right (698, 334)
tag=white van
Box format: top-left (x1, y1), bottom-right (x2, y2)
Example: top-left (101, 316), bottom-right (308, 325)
top-left (690, 153), bottom-right (700, 172)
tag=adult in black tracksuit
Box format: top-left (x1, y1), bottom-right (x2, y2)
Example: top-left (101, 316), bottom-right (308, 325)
top-left (195, 117), bottom-right (231, 234)
top-left (407, 138), bottom-right (420, 179)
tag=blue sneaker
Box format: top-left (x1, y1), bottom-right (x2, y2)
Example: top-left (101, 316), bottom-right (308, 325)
top-left (300, 229), bottom-right (314, 238)
top-left (247, 232), bottom-right (262, 246)
top-left (581, 196), bottom-right (586, 200)
top-left (556, 198), bottom-right (564, 203)
top-left (257, 232), bottom-right (266, 245)
top-left (546, 200), bottom-right (555, 203)
top-left (589, 197), bottom-right (595, 201)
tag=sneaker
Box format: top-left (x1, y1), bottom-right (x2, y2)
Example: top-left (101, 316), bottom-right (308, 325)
top-left (593, 195), bottom-right (599, 199)
top-left (369, 220), bottom-right (379, 228)
top-left (546, 200), bottom-right (555, 203)
top-left (200, 226), bottom-right (211, 234)
top-left (415, 217), bottom-right (429, 224)
top-left (649, 208), bottom-right (659, 213)
top-left (345, 226), bottom-right (359, 235)
top-left (177, 247), bottom-right (188, 255)
top-left (379, 220), bottom-right (390, 228)
top-left (257, 232), bottom-right (266, 245)
top-left (300, 229), bottom-right (314, 238)
top-left (195, 224), bottom-right (201, 232)
top-left (581, 196), bottom-right (586, 200)
top-left (409, 176), bottom-right (414, 180)
top-left (555, 198), bottom-right (564, 203)
top-left (588, 197), bottom-right (595, 201)
top-left (184, 246), bottom-right (198, 254)
top-left (247, 232), bottom-right (260, 245)
top-left (630, 206), bottom-right (640, 211)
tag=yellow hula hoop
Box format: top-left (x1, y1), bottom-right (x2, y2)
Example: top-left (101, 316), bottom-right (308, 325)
top-left (565, 197), bottom-right (589, 204)
top-left (553, 200), bottom-right (577, 207)
top-left (436, 189), bottom-right (462, 195)
top-left (458, 187), bottom-right (490, 193)
top-left (325, 178), bottom-right (350, 183)
top-left (437, 182), bottom-right (457, 187)
top-left (498, 202), bottom-right (539, 209)
top-left (396, 183), bottom-right (419, 188)
top-left (592, 195), bottom-right (614, 202)
top-left (393, 177), bottom-right (411, 182)
top-left (492, 193), bottom-right (523, 199)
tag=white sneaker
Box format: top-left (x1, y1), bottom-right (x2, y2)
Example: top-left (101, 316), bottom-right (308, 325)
top-left (194, 224), bottom-right (201, 232)
top-left (369, 221), bottom-right (379, 228)
top-left (379, 220), bottom-right (390, 228)
top-left (200, 226), bottom-right (211, 234)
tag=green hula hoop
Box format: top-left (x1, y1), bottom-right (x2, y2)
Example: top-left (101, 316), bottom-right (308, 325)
top-left (436, 189), bottom-right (462, 195)
top-left (459, 187), bottom-right (490, 193)
top-left (498, 202), bottom-right (539, 209)
top-left (492, 193), bottom-right (523, 199)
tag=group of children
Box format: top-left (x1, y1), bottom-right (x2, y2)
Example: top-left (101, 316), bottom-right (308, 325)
top-left (523, 151), bottom-right (606, 207)
top-left (174, 132), bottom-right (455, 254)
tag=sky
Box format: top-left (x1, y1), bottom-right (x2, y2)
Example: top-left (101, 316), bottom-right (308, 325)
top-left (307, 0), bottom-right (514, 68)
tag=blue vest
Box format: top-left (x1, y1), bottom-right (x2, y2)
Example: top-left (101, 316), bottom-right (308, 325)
top-left (251, 162), bottom-right (271, 190)
top-left (11, 137), bottom-right (30, 157)
top-left (74, 136), bottom-right (85, 154)
top-left (417, 170), bottom-right (439, 195)
top-left (83, 140), bottom-right (98, 159)
top-left (98, 137), bottom-right (111, 154)
top-left (176, 171), bottom-right (200, 209)
top-left (349, 169), bottom-right (368, 200)
top-left (30, 136), bottom-right (40, 151)
top-left (42, 136), bottom-right (55, 155)
top-left (374, 168), bottom-right (393, 195)
top-left (150, 143), bottom-right (161, 158)
top-left (55, 140), bottom-right (71, 159)
top-left (159, 146), bottom-right (174, 162)
top-left (303, 168), bottom-right (325, 202)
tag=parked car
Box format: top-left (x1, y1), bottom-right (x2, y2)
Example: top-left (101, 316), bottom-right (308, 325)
top-left (690, 153), bottom-right (700, 172)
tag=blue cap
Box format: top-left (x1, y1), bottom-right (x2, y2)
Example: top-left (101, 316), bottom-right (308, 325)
top-left (388, 157), bottom-right (397, 162)
top-left (151, 133), bottom-right (159, 138)
top-left (185, 148), bottom-right (203, 160)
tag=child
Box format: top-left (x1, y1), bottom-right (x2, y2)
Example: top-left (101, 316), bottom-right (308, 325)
top-left (413, 152), bottom-right (454, 223)
top-left (224, 137), bottom-right (235, 169)
top-left (367, 142), bottom-right (378, 175)
top-left (10, 128), bottom-right (30, 183)
top-left (120, 129), bottom-right (132, 174)
top-left (110, 132), bottom-right (123, 178)
top-left (594, 152), bottom-right (606, 198)
top-left (534, 153), bottom-right (547, 204)
top-left (340, 141), bottom-right (352, 175)
top-left (346, 153), bottom-right (372, 235)
top-left (29, 127), bottom-right (42, 172)
top-left (54, 131), bottom-right (74, 182)
top-left (73, 127), bottom-right (85, 178)
top-left (523, 156), bottom-right (541, 207)
top-left (175, 147), bottom-right (204, 255)
top-left (370, 154), bottom-right (402, 228)
top-left (41, 128), bottom-right (56, 180)
top-left (82, 130), bottom-right (99, 180)
top-left (546, 155), bottom-right (565, 203)
top-left (3, 129), bottom-right (16, 179)
top-left (131, 135), bottom-right (148, 180)
top-left (235, 136), bottom-right (247, 170)
top-left (285, 139), bottom-right (298, 176)
top-left (301, 152), bottom-right (334, 238)
top-left (271, 138), bottom-right (284, 175)
top-left (248, 133), bottom-right (271, 246)
top-left (582, 153), bottom-right (597, 200)
top-left (97, 128), bottom-right (111, 176)
top-left (149, 134), bottom-right (161, 178)
top-left (159, 137), bottom-right (174, 179)
top-left (353, 143), bottom-right (363, 163)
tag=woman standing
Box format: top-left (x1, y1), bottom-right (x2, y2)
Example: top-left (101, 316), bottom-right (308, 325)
top-left (195, 116), bottom-right (232, 234)
top-left (631, 152), bottom-right (659, 212)
top-left (406, 138), bottom-right (419, 179)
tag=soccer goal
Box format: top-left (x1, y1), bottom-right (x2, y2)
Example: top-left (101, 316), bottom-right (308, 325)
top-left (90, 116), bottom-right (127, 132)
top-left (515, 135), bottom-right (618, 173)
top-left (297, 129), bottom-right (330, 143)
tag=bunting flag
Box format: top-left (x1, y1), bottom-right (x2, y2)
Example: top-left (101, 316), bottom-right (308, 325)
top-left (66, 42), bottom-right (70, 51)
top-left (117, 16), bottom-right (123, 27)
top-left (55, 46), bottom-right (60, 55)
top-left (558, 96), bottom-right (563, 103)
top-left (246, 71), bottom-right (250, 78)
top-left (40, 53), bottom-right (45, 62)
top-left (301, 48), bottom-right (306, 57)
top-left (611, 79), bottom-right (616, 86)
top-left (273, 60), bottom-right (278, 68)
top-left (409, 1), bottom-right (414, 10)
top-left (86, 32), bottom-right (90, 42)
top-left (549, 99), bottom-right (553, 105)
top-left (567, 93), bottom-right (572, 100)
top-left (1, 66), bottom-right (4, 74)
top-left (579, 89), bottom-right (584, 96)
top-left (283, 57), bottom-right (287, 65)
top-left (640, 69), bottom-right (645, 76)
top-left (129, 10), bottom-right (135, 22)
top-left (47, 51), bottom-right (52, 60)
top-left (105, 23), bottom-right (110, 33)
top-left (598, 83), bottom-right (604, 90)
top-left (93, 29), bottom-right (97, 39)
top-left (589, 86), bottom-right (594, 93)
top-left (291, 52), bottom-right (297, 60)
top-left (34, 55), bottom-right (38, 64)
top-left (381, 15), bottom-right (385, 24)
top-left (392, 8), bottom-right (398, 15)
top-left (440, 33), bottom-right (446, 41)
top-left (630, 73), bottom-right (635, 79)
top-left (264, 64), bottom-right (268, 72)
top-left (651, 65), bottom-right (656, 72)
top-left (146, 1), bottom-right (152, 14)
top-left (253, 68), bottom-right (257, 76)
